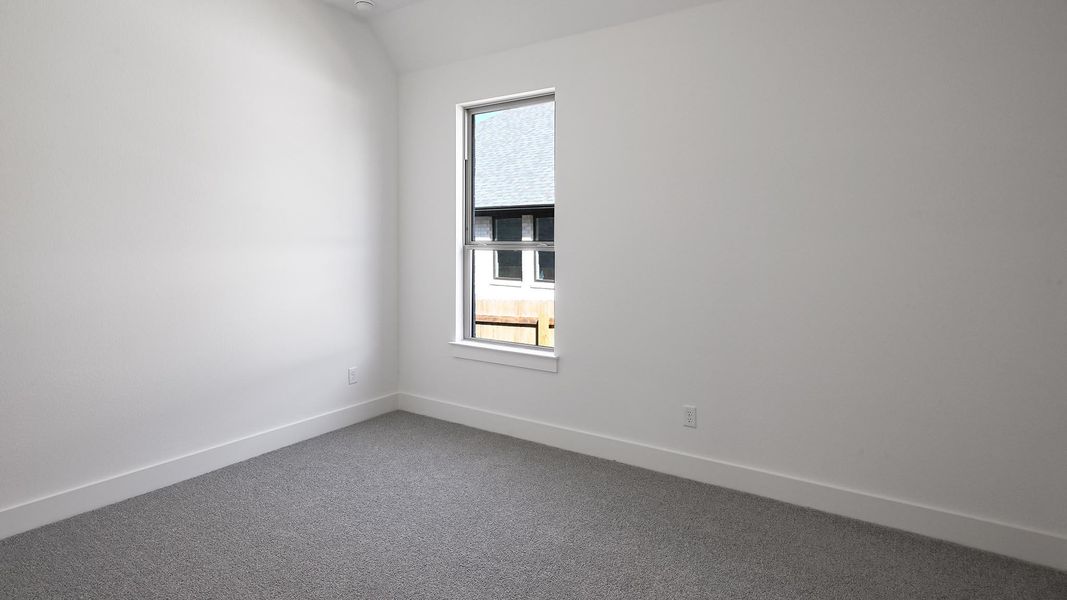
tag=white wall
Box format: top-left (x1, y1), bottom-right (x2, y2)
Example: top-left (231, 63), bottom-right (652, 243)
top-left (398, 0), bottom-right (1067, 545)
top-left (0, 0), bottom-right (397, 512)
top-left (369, 0), bottom-right (717, 72)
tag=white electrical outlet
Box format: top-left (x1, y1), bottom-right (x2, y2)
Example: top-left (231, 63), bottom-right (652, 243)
top-left (683, 404), bottom-right (697, 428)
top-left (347, 367), bottom-right (358, 385)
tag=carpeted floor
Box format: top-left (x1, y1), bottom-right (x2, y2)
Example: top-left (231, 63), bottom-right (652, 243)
top-left (1, 411), bottom-right (1065, 599)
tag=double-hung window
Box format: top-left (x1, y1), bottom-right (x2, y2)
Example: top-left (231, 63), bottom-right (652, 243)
top-left (460, 92), bottom-right (555, 353)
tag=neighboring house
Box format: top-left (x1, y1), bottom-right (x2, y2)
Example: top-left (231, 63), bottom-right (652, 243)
top-left (472, 101), bottom-right (555, 347)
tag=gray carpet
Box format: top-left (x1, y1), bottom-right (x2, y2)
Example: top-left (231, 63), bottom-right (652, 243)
top-left (1, 412), bottom-right (1064, 599)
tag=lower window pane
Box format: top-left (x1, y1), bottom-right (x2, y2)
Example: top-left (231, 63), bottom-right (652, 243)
top-left (472, 249), bottom-right (554, 348)
top-left (495, 250), bottom-right (522, 280)
top-left (537, 251), bottom-right (555, 282)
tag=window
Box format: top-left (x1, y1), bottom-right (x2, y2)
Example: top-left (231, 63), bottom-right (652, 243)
top-left (493, 216), bottom-right (523, 280)
top-left (462, 93), bottom-right (555, 350)
top-left (535, 216), bottom-right (554, 282)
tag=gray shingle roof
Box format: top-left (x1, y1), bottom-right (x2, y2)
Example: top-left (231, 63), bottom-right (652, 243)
top-left (473, 101), bottom-right (554, 209)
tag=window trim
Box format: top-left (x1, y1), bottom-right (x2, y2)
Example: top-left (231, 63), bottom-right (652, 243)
top-left (456, 89), bottom-right (556, 365)
top-left (449, 340), bottom-right (558, 372)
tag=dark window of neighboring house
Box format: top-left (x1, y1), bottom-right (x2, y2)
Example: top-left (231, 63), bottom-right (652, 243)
top-left (494, 216), bottom-right (522, 280)
top-left (535, 216), bottom-right (554, 282)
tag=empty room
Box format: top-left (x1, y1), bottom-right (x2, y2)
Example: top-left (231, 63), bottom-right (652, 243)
top-left (1, 0), bottom-right (1065, 598)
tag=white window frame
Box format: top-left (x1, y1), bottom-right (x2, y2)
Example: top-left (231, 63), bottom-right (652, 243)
top-left (453, 90), bottom-right (557, 372)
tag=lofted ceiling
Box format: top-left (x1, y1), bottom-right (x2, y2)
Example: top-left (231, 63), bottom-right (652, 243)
top-left (319, 0), bottom-right (425, 17)
top-left (320, 0), bottom-right (719, 72)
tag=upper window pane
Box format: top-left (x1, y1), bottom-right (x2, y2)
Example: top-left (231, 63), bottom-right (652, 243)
top-left (535, 216), bottom-right (554, 242)
top-left (473, 101), bottom-right (555, 213)
top-left (494, 217), bottom-right (522, 241)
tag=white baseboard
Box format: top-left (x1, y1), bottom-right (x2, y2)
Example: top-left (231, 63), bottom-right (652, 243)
top-left (0, 393), bottom-right (399, 541)
top-left (397, 392), bottom-right (1067, 572)
top-left (6, 391), bottom-right (1063, 572)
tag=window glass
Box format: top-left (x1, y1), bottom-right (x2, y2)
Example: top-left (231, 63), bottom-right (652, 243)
top-left (494, 217), bottom-right (522, 279)
top-left (535, 217), bottom-right (554, 242)
top-left (495, 251), bottom-right (522, 280)
top-left (535, 216), bottom-right (555, 282)
top-left (465, 96), bottom-right (555, 348)
top-left (494, 217), bottom-right (522, 241)
top-left (473, 249), bottom-right (554, 348)
top-left (536, 251), bottom-right (555, 282)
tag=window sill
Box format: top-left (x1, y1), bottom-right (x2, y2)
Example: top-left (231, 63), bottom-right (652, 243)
top-left (449, 340), bottom-right (558, 373)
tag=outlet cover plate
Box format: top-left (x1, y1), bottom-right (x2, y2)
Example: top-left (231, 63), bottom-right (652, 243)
top-left (684, 404), bottom-right (697, 428)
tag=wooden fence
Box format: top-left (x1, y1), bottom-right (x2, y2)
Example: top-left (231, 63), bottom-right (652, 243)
top-left (474, 300), bottom-right (555, 348)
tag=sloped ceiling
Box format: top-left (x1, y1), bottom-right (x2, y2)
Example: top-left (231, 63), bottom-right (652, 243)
top-left (324, 0), bottom-right (719, 72)
top-left (319, 0), bottom-right (424, 16)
